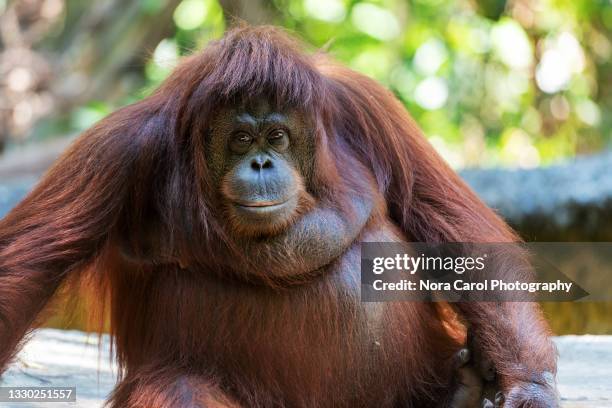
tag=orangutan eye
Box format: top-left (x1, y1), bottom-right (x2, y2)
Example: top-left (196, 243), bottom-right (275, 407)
top-left (229, 132), bottom-right (253, 154)
top-left (267, 129), bottom-right (289, 151)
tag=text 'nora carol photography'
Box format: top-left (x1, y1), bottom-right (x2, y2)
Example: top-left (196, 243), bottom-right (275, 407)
top-left (360, 242), bottom-right (599, 302)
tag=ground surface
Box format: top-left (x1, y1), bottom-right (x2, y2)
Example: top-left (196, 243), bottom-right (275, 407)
top-left (0, 329), bottom-right (610, 407)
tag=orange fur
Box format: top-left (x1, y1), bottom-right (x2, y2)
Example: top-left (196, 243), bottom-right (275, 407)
top-left (0, 25), bottom-right (556, 407)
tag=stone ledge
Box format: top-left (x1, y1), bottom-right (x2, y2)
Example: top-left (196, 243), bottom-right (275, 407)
top-left (461, 152), bottom-right (612, 241)
top-left (0, 329), bottom-right (610, 407)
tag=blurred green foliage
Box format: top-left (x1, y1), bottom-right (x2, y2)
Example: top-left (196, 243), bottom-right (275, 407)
top-left (75, 0), bottom-right (612, 169)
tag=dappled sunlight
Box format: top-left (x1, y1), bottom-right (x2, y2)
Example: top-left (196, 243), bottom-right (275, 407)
top-left (0, 0), bottom-right (609, 167)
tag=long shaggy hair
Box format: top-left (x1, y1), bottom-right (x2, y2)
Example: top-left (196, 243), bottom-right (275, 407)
top-left (0, 25), bottom-right (557, 407)
top-left (99, 25), bottom-right (519, 269)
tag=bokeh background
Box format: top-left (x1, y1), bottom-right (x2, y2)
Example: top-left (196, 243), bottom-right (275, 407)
top-left (0, 0), bottom-right (611, 334)
top-left (1, 0), bottom-right (610, 164)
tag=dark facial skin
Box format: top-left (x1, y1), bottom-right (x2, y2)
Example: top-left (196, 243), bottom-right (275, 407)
top-left (207, 100), bottom-right (315, 237)
top-left (119, 100), bottom-right (375, 277)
